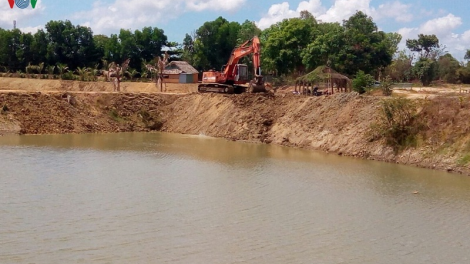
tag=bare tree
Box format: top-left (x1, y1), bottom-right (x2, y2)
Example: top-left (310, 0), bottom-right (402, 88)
top-left (108, 58), bottom-right (130, 91)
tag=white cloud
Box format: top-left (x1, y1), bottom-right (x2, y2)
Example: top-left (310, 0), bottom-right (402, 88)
top-left (397, 14), bottom-right (469, 61)
top-left (0, 0), bottom-right (45, 29)
top-left (19, 25), bottom-right (43, 33)
top-left (374, 1), bottom-right (412, 23)
top-left (318, 0), bottom-right (372, 23)
top-left (74, 0), bottom-right (245, 34)
top-left (420, 14), bottom-right (462, 35)
top-left (256, 2), bottom-right (298, 29)
top-left (256, 0), bottom-right (412, 29)
top-left (296, 0), bottom-right (326, 16)
top-left (186, 0), bottom-right (246, 12)
top-left (462, 30), bottom-right (470, 43)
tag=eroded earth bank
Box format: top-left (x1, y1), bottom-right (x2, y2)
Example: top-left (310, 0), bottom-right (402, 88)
top-left (2, 87), bottom-right (470, 175)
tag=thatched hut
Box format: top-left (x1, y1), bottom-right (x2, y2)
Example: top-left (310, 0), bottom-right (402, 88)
top-left (295, 66), bottom-right (351, 95)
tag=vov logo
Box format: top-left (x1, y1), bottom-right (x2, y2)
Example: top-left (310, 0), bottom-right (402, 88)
top-left (7, 0), bottom-right (37, 9)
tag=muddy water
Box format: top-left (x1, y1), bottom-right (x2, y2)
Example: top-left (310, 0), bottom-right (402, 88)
top-left (1, 133), bottom-right (470, 264)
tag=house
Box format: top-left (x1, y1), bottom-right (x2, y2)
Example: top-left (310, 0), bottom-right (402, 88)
top-left (163, 61), bottom-right (199, 83)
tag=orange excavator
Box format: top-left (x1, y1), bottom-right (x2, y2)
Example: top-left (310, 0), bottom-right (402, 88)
top-left (197, 36), bottom-right (266, 94)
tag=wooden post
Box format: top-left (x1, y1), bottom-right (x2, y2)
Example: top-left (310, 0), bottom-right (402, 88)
top-left (329, 67), bottom-right (333, 94)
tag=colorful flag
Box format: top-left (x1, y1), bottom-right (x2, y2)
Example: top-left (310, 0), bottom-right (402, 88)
top-left (31, 0), bottom-right (36, 8)
top-left (8, 0), bottom-right (14, 8)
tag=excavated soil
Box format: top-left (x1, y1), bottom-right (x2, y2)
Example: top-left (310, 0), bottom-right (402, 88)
top-left (2, 77), bottom-right (470, 175)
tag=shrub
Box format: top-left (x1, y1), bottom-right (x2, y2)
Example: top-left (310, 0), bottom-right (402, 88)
top-left (371, 97), bottom-right (424, 152)
top-left (61, 72), bottom-right (75, 80)
top-left (352, 70), bottom-right (374, 94)
top-left (1, 104), bottom-right (8, 113)
top-left (381, 76), bottom-right (393, 96)
top-left (139, 110), bottom-right (163, 130)
top-left (108, 109), bottom-right (123, 122)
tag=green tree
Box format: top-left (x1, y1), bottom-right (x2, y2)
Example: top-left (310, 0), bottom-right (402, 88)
top-left (134, 27), bottom-right (167, 70)
top-left (384, 50), bottom-right (413, 82)
top-left (384, 32), bottom-right (402, 56)
top-left (16, 33), bottom-right (34, 71)
top-left (457, 66), bottom-right (470, 84)
top-left (465, 49), bottom-right (470, 62)
top-left (103, 34), bottom-right (122, 63)
top-left (237, 20), bottom-right (261, 44)
top-left (438, 53), bottom-right (460, 83)
top-left (413, 57), bottom-right (438, 86)
top-left (302, 11), bottom-right (396, 76)
top-left (118, 29), bottom-right (137, 69)
top-left (181, 33), bottom-right (196, 66)
top-left (262, 14), bottom-right (318, 75)
top-left (0, 29), bottom-right (22, 71)
top-left (406, 34), bottom-right (440, 59)
top-left (301, 22), bottom-right (344, 71)
top-left (340, 11), bottom-right (393, 75)
top-left (406, 34), bottom-right (441, 86)
top-left (31, 30), bottom-right (48, 65)
top-left (352, 70), bottom-right (375, 94)
top-left (193, 17), bottom-right (241, 70)
top-left (45, 20), bottom-right (99, 70)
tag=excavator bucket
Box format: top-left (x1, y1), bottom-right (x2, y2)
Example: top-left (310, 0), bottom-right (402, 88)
top-left (248, 83), bottom-right (267, 93)
top-left (247, 76), bottom-right (266, 93)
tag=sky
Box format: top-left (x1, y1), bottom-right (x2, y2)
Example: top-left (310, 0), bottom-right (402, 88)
top-left (1, 0), bottom-right (470, 60)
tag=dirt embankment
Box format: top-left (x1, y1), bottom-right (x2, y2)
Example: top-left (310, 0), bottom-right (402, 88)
top-left (2, 77), bottom-right (470, 175)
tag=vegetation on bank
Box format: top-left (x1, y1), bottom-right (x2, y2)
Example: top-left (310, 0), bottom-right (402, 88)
top-left (1, 11), bottom-right (470, 86)
top-left (371, 97), bottom-right (423, 152)
top-left (370, 94), bottom-right (470, 167)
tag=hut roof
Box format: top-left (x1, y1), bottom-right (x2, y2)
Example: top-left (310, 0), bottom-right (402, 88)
top-left (296, 66), bottom-right (350, 83)
top-left (163, 61), bottom-right (198, 74)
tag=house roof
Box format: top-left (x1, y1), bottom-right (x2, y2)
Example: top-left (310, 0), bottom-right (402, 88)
top-left (296, 66), bottom-right (350, 83)
top-left (163, 61), bottom-right (199, 74)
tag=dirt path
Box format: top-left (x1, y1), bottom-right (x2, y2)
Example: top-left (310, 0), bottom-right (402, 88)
top-left (0, 77), bottom-right (199, 94)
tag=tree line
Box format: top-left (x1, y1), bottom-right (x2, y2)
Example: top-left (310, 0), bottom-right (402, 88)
top-left (0, 11), bottom-right (469, 85)
top-left (0, 20), bottom-right (169, 76)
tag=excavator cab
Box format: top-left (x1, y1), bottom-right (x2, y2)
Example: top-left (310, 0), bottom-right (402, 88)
top-left (233, 64), bottom-right (248, 82)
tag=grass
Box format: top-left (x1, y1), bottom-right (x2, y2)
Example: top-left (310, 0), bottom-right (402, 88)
top-left (458, 153), bottom-right (470, 165)
top-left (108, 109), bottom-right (124, 122)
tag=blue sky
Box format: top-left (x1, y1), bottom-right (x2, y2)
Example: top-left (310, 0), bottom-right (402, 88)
top-left (1, 0), bottom-right (469, 60)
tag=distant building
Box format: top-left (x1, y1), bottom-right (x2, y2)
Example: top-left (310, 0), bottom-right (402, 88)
top-left (163, 61), bottom-right (199, 83)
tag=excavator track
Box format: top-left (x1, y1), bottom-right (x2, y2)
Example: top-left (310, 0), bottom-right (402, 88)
top-left (198, 83), bottom-right (266, 94)
top-left (198, 84), bottom-right (244, 94)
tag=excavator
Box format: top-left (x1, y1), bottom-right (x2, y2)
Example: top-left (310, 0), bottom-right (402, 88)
top-left (197, 36), bottom-right (266, 94)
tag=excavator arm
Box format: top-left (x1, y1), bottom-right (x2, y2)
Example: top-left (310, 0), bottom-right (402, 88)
top-left (223, 37), bottom-right (262, 79)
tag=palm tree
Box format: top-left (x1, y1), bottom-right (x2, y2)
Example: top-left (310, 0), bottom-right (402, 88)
top-left (75, 67), bottom-right (89, 81)
top-left (38, 62), bottom-right (45, 74)
top-left (25, 63), bottom-right (34, 74)
top-left (126, 68), bottom-right (139, 81)
top-left (56, 63), bottom-right (69, 79)
top-left (46, 65), bottom-right (55, 75)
